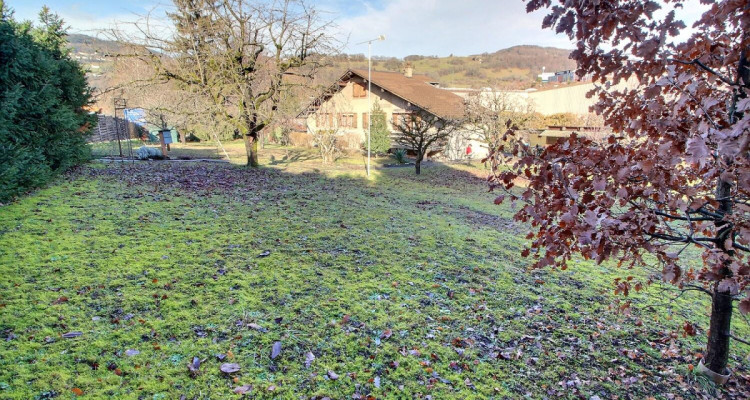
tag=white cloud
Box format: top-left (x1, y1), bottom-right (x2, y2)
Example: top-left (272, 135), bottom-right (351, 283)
top-left (329, 0), bottom-right (574, 57)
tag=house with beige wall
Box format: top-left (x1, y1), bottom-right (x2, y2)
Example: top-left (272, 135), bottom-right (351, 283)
top-left (299, 68), bottom-right (484, 160)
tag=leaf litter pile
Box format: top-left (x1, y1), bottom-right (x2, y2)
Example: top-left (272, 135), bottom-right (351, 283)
top-left (0, 162), bottom-right (748, 399)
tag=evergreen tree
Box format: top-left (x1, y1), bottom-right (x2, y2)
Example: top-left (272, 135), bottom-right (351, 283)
top-left (368, 102), bottom-right (391, 155)
top-left (0, 5), bottom-right (93, 202)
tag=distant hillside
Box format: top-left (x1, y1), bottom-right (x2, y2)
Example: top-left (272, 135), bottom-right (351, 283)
top-left (319, 45), bottom-right (576, 89)
top-left (67, 34), bottom-right (123, 56)
top-left (67, 33), bottom-right (577, 108)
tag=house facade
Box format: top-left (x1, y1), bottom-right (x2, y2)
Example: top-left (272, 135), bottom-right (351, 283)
top-left (299, 68), bottom-right (484, 160)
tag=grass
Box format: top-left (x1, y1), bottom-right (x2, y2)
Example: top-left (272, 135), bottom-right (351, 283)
top-left (0, 148), bottom-right (748, 399)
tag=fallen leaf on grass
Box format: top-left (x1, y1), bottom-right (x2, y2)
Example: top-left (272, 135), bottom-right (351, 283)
top-left (271, 341), bottom-right (282, 360)
top-left (220, 363), bottom-right (241, 374)
top-left (381, 329), bottom-right (393, 339)
top-left (124, 349), bottom-right (140, 357)
top-left (327, 370), bottom-right (339, 380)
top-left (247, 323), bottom-right (267, 332)
top-left (62, 331), bottom-right (82, 338)
top-left (71, 388), bottom-right (83, 396)
top-left (233, 385), bottom-right (252, 394)
top-left (52, 296), bottom-right (68, 305)
top-left (187, 357), bottom-right (200, 377)
top-left (304, 352), bottom-right (315, 368)
top-left (257, 250), bottom-right (271, 258)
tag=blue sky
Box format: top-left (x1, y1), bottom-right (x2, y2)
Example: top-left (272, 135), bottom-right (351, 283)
top-left (7, 1), bottom-right (707, 58)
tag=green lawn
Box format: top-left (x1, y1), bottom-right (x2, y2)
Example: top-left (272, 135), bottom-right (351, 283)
top-left (0, 154), bottom-right (748, 399)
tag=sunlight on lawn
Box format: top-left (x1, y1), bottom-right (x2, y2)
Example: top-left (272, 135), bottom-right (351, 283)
top-left (0, 160), bottom-right (747, 399)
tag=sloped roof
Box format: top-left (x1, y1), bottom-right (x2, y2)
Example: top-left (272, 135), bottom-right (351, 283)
top-left (348, 69), bottom-right (465, 119)
top-left (298, 69), bottom-right (465, 120)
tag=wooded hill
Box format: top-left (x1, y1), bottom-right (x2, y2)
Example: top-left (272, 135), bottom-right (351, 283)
top-left (318, 45), bottom-right (576, 89)
top-left (66, 35), bottom-right (575, 92)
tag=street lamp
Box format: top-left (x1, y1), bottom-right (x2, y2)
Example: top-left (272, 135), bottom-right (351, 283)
top-left (357, 35), bottom-right (385, 177)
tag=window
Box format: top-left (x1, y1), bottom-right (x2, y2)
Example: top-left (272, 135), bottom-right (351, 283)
top-left (339, 113), bottom-right (357, 128)
top-left (317, 113), bottom-right (333, 127)
top-left (392, 113), bottom-right (411, 130)
top-left (353, 83), bottom-right (367, 98)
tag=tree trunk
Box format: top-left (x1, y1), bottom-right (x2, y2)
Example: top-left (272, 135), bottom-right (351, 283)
top-left (703, 175), bottom-right (734, 375)
top-left (702, 47), bottom-right (748, 378)
top-left (415, 153), bottom-right (423, 175)
top-left (705, 283), bottom-right (733, 374)
top-left (243, 133), bottom-right (259, 167)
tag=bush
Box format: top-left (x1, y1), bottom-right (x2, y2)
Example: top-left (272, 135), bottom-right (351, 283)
top-left (0, 6), bottom-right (94, 203)
top-left (311, 129), bottom-right (339, 164)
top-left (336, 133), bottom-right (361, 153)
top-left (368, 103), bottom-right (391, 155)
top-left (288, 131), bottom-right (313, 147)
top-left (392, 148), bottom-right (408, 164)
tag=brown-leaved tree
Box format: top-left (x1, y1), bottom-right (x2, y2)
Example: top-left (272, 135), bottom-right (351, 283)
top-left (489, 0), bottom-right (749, 379)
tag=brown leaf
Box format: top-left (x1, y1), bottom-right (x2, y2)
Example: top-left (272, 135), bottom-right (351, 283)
top-left (187, 356), bottom-right (200, 377)
top-left (233, 384), bottom-right (252, 394)
top-left (247, 323), bottom-right (267, 332)
top-left (220, 363), bottom-right (241, 374)
top-left (71, 388), bottom-right (83, 396)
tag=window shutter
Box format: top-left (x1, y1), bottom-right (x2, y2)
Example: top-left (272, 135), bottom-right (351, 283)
top-left (353, 114), bottom-right (357, 129)
top-left (362, 113), bottom-right (368, 129)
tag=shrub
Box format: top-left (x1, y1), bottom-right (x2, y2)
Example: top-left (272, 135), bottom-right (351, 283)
top-left (0, 6), bottom-right (94, 202)
top-left (336, 133), bottom-right (361, 153)
top-left (288, 131), bottom-right (313, 148)
top-left (368, 103), bottom-right (391, 155)
top-left (311, 129), bottom-right (339, 164)
top-left (392, 148), bottom-right (408, 164)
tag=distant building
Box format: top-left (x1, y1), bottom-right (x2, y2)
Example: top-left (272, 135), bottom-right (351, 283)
top-left (298, 68), bottom-right (480, 160)
top-left (526, 126), bottom-right (609, 148)
top-left (537, 72), bottom-right (555, 82)
top-left (538, 69), bottom-right (590, 83)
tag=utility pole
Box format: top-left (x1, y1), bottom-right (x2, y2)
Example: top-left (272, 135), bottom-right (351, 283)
top-left (357, 35), bottom-right (385, 177)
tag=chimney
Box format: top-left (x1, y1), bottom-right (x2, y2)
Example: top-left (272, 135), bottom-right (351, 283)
top-left (404, 63), bottom-right (413, 78)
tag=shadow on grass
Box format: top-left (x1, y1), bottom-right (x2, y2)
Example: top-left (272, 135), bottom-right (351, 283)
top-left (4, 158), bottom-right (747, 399)
top-left (268, 149), bottom-right (318, 166)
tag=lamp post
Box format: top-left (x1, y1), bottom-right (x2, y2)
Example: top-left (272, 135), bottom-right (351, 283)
top-left (357, 35), bottom-right (385, 177)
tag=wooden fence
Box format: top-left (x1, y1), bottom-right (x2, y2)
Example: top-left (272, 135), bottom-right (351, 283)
top-left (88, 115), bottom-right (140, 143)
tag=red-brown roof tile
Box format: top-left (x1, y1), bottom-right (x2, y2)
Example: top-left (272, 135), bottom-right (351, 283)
top-left (349, 69), bottom-right (465, 119)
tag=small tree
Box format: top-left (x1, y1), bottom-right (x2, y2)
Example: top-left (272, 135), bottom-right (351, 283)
top-left (368, 103), bottom-right (391, 155)
top-left (311, 127), bottom-right (339, 164)
top-left (464, 90), bottom-right (536, 151)
top-left (393, 110), bottom-right (457, 175)
top-left (491, 0), bottom-right (749, 380)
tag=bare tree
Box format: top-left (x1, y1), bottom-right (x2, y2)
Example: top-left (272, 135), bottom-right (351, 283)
top-left (110, 0), bottom-right (336, 166)
top-left (310, 127), bottom-right (339, 164)
top-left (393, 110), bottom-right (459, 175)
top-left (464, 90), bottom-right (535, 151)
